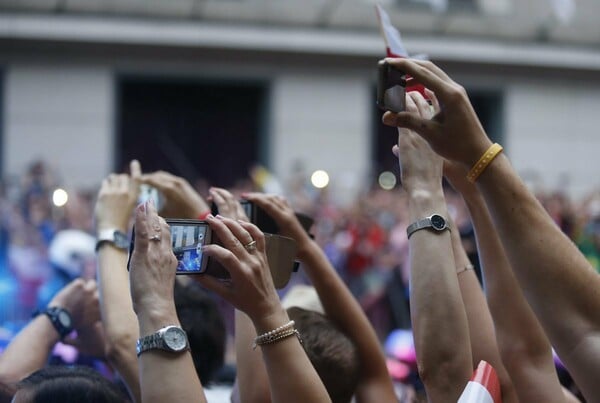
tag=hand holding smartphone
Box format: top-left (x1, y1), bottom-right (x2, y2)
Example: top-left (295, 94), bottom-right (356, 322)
top-left (377, 60), bottom-right (406, 113)
top-left (127, 218), bottom-right (297, 288)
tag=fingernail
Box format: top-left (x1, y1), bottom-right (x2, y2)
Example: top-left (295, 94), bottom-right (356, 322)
top-left (138, 202), bottom-right (146, 213)
top-left (216, 214), bottom-right (224, 220)
top-left (206, 214), bottom-right (214, 220)
top-left (201, 245), bottom-right (209, 252)
top-left (240, 192), bottom-right (248, 198)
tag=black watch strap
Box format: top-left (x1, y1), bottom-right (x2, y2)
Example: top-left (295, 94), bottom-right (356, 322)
top-left (34, 307), bottom-right (74, 339)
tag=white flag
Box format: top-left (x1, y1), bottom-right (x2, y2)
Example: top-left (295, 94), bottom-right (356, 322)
top-left (375, 4), bottom-right (408, 57)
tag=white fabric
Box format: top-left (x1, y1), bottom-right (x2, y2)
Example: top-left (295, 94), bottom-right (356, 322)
top-left (375, 5), bottom-right (408, 57)
top-left (457, 381), bottom-right (494, 403)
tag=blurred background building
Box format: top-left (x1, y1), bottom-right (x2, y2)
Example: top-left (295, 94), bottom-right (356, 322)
top-left (0, 0), bottom-right (599, 200)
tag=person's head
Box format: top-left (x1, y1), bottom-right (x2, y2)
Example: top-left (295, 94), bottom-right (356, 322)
top-left (287, 307), bottom-right (360, 403)
top-left (174, 280), bottom-right (226, 384)
top-left (12, 365), bottom-right (127, 403)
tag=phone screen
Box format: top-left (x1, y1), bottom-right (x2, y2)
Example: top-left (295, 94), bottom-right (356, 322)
top-left (169, 220), bottom-right (211, 274)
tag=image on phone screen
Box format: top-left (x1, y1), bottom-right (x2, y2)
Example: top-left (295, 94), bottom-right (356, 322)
top-left (170, 221), bottom-right (210, 273)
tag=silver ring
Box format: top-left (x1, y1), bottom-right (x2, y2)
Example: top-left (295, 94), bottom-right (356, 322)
top-left (149, 234), bottom-right (161, 242)
top-left (244, 240), bottom-right (257, 252)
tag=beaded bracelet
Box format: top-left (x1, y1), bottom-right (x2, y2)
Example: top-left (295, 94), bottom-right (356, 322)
top-left (466, 143), bottom-right (504, 183)
top-left (253, 320), bottom-right (301, 349)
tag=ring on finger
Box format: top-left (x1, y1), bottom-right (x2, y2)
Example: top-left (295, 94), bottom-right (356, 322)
top-left (244, 240), bottom-right (257, 252)
top-left (149, 234), bottom-right (161, 242)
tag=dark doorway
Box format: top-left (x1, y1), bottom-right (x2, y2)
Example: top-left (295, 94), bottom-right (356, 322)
top-left (117, 77), bottom-right (268, 187)
top-left (372, 88), bottom-right (504, 183)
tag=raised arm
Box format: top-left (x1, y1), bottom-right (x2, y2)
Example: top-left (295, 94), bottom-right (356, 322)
top-left (243, 191), bottom-right (396, 403)
top-left (207, 188), bottom-right (272, 403)
top-left (129, 200), bottom-right (207, 403)
top-left (0, 278), bottom-right (99, 394)
top-left (382, 57), bottom-right (600, 399)
top-left (445, 161), bottom-right (565, 402)
top-left (94, 160), bottom-right (143, 402)
top-left (392, 92), bottom-right (472, 402)
top-left (194, 214), bottom-right (331, 403)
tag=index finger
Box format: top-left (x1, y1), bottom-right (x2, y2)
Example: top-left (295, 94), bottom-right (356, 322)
top-left (130, 160), bottom-right (142, 180)
top-left (384, 58), bottom-right (455, 102)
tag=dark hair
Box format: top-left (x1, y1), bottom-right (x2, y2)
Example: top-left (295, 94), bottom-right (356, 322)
top-left (287, 307), bottom-right (360, 403)
top-left (16, 365), bottom-right (128, 403)
top-left (174, 281), bottom-right (226, 384)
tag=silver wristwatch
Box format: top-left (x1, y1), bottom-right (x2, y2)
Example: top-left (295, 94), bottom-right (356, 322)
top-left (136, 325), bottom-right (190, 357)
top-left (96, 229), bottom-right (129, 252)
top-left (406, 214), bottom-right (450, 239)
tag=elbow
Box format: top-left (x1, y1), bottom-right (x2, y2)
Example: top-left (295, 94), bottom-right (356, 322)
top-left (417, 352), bottom-right (471, 397)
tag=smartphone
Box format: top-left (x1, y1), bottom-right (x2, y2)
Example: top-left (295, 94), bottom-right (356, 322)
top-left (138, 184), bottom-right (163, 211)
top-left (127, 219), bottom-right (212, 274)
top-left (377, 60), bottom-right (406, 113)
top-left (168, 219), bottom-right (212, 274)
top-left (212, 200), bottom-right (314, 236)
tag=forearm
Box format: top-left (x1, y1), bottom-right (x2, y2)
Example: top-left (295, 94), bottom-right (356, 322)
top-left (252, 308), bottom-right (331, 403)
top-left (478, 155), bottom-right (599, 338)
top-left (464, 192), bottom-right (565, 402)
top-left (0, 317), bottom-right (59, 382)
top-left (137, 308), bottom-right (206, 403)
top-left (298, 241), bottom-right (395, 394)
top-left (476, 154), bottom-right (600, 397)
top-left (408, 189), bottom-right (472, 401)
top-left (449, 219), bottom-right (518, 403)
top-left (234, 310), bottom-right (271, 403)
top-left (96, 246), bottom-right (141, 402)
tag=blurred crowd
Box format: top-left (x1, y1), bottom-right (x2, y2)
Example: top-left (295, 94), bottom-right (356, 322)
top-left (1, 158), bottom-right (599, 344)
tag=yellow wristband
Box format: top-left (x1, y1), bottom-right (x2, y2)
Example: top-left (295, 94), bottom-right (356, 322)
top-left (466, 143), bottom-right (503, 183)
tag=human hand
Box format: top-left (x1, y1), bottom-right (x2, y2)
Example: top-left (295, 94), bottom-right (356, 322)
top-left (393, 91), bottom-right (444, 194)
top-left (241, 192), bottom-right (312, 253)
top-left (63, 321), bottom-right (106, 358)
top-left (193, 215), bottom-right (283, 329)
top-left (209, 187), bottom-right (249, 222)
top-left (139, 171), bottom-right (210, 219)
top-left (382, 58), bottom-right (493, 168)
top-left (128, 200), bottom-right (178, 320)
top-left (94, 160), bottom-right (142, 232)
top-left (48, 278), bottom-right (100, 330)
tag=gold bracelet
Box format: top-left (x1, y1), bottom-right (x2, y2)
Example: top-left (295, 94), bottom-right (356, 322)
top-left (466, 143), bottom-right (503, 183)
top-left (456, 263), bottom-right (474, 275)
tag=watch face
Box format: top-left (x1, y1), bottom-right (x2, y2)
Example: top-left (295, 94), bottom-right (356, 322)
top-left (113, 231), bottom-right (130, 249)
top-left (430, 214), bottom-right (447, 231)
top-left (57, 310), bottom-right (72, 328)
top-left (164, 327), bottom-right (188, 352)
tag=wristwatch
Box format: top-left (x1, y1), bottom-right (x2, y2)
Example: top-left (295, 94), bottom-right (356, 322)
top-left (96, 229), bottom-right (129, 252)
top-left (136, 325), bottom-right (190, 357)
top-left (35, 307), bottom-right (74, 339)
top-left (406, 214), bottom-right (450, 239)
